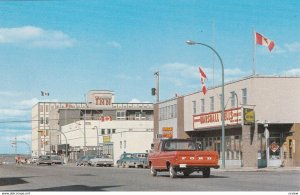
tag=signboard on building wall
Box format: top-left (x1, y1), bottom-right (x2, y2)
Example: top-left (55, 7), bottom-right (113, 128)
top-left (103, 136), bottom-right (111, 143)
top-left (87, 90), bottom-right (115, 108)
top-left (193, 107), bottom-right (242, 129)
top-left (243, 108), bottom-right (255, 125)
top-left (162, 127), bottom-right (173, 139)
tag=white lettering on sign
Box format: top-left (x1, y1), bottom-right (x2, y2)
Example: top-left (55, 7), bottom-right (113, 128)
top-left (207, 157), bottom-right (212, 160)
top-left (193, 107), bottom-right (242, 129)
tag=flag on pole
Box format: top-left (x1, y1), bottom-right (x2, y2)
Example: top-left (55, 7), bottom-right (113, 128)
top-left (198, 67), bottom-right (207, 95)
top-left (255, 32), bottom-right (275, 52)
top-left (41, 91), bottom-right (50, 96)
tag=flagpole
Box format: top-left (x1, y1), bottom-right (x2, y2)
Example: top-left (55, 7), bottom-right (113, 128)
top-left (252, 28), bottom-right (256, 75)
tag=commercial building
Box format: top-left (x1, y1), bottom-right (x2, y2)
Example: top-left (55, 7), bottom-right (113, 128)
top-left (154, 75), bottom-right (300, 168)
top-left (32, 90), bottom-right (154, 162)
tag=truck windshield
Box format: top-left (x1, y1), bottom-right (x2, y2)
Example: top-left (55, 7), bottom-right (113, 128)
top-left (164, 141), bottom-right (197, 151)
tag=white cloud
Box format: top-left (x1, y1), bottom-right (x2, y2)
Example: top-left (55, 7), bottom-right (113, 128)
top-left (0, 26), bottom-right (76, 48)
top-left (128, 98), bottom-right (150, 103)
top-left (107, 41), bottom-right (121, 49)
top-left (16, 98), bottom-right (39, 108)
top-left (285, 42), bottom-right (300, 53)
top-left (0, 108), bottom-right (30, 117)
top-left (282, 68), bottom-right (300, 76)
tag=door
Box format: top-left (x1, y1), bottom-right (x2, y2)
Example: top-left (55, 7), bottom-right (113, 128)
top-left (269, 134), bottom-right (281, 167)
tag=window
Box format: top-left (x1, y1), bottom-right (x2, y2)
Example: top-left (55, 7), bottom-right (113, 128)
top-left (124, 140), bottom-right (126, 149)
top-left (230, 91), bottom-right (236, 108)
top-left (40, 117), bottom-right (44, 124)
top-left (107, 129), bottom-right (111, 134)
top-left (192, 101), bottom-right (196, 114)
top-left (45, 117), bottom-right (49, 124)
top-left (242, 88), bottom-right (247, 105)
top-left (101, 129), bottom-right (105, 135)
top-left (210, 97), bottom-right (214, 112)
top-left (116, 111), bottom-right (126, 120)
top-left (112, 129), bottom-right (116, 134)
top-left (200, 99), bottom-right (205, 113)
top-left (40, 105), bottom-right (44, 112)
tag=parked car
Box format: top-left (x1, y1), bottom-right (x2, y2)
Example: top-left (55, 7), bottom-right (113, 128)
top-left (76, 156), bottom-right (94, 166)
top-left (133, 153), bottom-right (149, 168)
top-left (50, 155), bottom-right (64, 165)
top-left (116, 153), bottom-right (133, 168)
top-left (88, 154), bottom-right (113, 167)
top-left (29, 156), bottom-right (38, 164)
top-left (36, 155), bottom-right (52, 166)
top-left (116, 153), bottom-right (148, 168)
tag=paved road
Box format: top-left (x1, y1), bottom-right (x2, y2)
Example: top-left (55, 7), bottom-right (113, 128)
top-left (0, 164), bottom-right (299, 191)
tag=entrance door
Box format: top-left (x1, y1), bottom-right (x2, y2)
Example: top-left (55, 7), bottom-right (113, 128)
top-left (269, 134), bottom-right (281, 167)
top-left (103, 143), bottom-right (114, 159)
top-left (214, 140), bottom-right (221, 159)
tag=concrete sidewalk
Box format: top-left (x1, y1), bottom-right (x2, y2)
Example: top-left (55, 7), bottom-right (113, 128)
top-left (212, 166), bottom-right (300, 172)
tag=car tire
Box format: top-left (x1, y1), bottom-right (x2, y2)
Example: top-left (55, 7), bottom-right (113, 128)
top-left (202, 168), bottom-right (210, 178)
top-left (183, 170), bottom-right (193, 177)
top-left (169, 166), bottom-right (177, 178)
top-left (150, 165), bottom-right (157, 176)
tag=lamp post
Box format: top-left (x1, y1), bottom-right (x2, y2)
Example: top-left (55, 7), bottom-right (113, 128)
top-left (186, 40), bottom-right (226, 169)
top-left (93, 126), bottom-right (100, 155)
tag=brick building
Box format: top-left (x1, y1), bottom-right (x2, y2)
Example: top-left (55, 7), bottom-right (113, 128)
top-left (153, 75), bottom-right (300, 168)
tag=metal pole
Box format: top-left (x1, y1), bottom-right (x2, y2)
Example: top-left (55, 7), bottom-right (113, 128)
top-left (186, 40), bottom-right (226, 169)
top-left (84, 108), bottom-right (86, 156)
top-left (264, 122), bottom-right (269, 167)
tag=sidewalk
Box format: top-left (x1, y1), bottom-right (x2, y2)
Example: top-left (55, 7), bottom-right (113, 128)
top-left (213, 166), bottom-right (300, 172)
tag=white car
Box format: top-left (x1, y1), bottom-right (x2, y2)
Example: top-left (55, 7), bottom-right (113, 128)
top-left (88, 154), bottom-right (113, 167)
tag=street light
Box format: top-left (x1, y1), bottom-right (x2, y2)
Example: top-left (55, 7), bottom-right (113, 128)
top-left (186, 40), bottom-right (226, 169)
top-left (93, 126), bottom-right (100, 155)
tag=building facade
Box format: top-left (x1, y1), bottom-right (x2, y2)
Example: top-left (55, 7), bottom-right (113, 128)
top-left (154, 75), bottom-right (300, 168)
top-left (32, 90), bottom-right (154, 160)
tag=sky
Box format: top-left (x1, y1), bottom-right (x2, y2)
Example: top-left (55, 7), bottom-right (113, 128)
top-left (0, 0), bottom-right (299, 154)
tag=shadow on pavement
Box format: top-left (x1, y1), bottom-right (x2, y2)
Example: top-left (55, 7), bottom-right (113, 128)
top-left (0, 177), bottom-right (30, 186)
top-left (156, 174), bottom-right (228, 179)
top-left (27, 185), bottom-right (122, 191)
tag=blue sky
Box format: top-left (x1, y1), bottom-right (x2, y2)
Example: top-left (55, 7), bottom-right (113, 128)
top-left (0, 0), bottom-right (299, 154)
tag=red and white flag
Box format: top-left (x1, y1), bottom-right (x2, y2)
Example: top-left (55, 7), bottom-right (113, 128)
top-left (255, 32), bottom-right (275, 52)
top-left (198, 67), bottom-right (207, 95)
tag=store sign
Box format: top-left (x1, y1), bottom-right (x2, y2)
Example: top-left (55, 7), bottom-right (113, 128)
top-left (244, 108), bottom-right (255, 125)
top-left (95, 97), bottom-right (112, 106)
top-left (162, 127), bottom-right (173, 139)
top-left (193, 107), bottom-right (242, 129)
top-left (99, 116), bottom-right (113, 122)
top-left (103, 136), bottom-right (111, 143)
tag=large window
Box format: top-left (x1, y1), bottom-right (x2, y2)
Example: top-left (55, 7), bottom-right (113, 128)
top-left (210, 96), bottom-right (214, 112)
top-left (116, 111), bottom-right (126, 120)
top-left (242, 88), bottom-right (247, 105)
top-left (230, 91), bottom-right (236, 108)
top-left (192, 101), bottom-right (196, 114)
top-left (200, 99), bottom-right (205, 113)
top-left (159, 104), bottom-right (177, 120)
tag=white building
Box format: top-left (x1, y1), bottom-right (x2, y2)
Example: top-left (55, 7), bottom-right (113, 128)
top-left (31, 90), bottom-right (154, 164)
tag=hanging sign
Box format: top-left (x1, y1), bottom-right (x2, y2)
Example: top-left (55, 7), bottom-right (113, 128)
top-left (270, 142), bottom-right (279, 153)
top-left (244, 108), bottom-right (255, 125)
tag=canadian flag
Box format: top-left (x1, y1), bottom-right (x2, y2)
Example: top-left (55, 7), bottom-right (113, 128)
top-left (255, 32), bottom-right (275, 52)
top-left (198, 67), bottom-right (207, 95)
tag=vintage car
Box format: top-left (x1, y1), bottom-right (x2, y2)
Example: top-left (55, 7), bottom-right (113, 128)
top-left (50, 155), bottom-right (64, 165)
top-left (88, 154), bottom-right (113, 167)
top-left (116, 152), bottom-right (148, 168)
top-left (148, 139), bottom-right (219, 178)
top-left (36, 155), bottom-right (52, 166)
top-left (76, 156), bottom-right (94, 166)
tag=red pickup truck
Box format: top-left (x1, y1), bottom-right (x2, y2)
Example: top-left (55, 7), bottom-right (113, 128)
top-left (148, 139), bottom-right (219, 178)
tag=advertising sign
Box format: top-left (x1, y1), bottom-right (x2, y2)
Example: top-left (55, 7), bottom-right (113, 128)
top-left (244, 108), bottom-right (255, 125)
top-left (193, 107), bottom-right (242, 129)
top-left (162, 127), bottom-right (173, 139)
top-left (103, 136), bottom-right (111, 143)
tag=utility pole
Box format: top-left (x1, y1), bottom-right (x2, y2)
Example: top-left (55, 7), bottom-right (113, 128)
top-left (154, 71), bottom-right (160, 103)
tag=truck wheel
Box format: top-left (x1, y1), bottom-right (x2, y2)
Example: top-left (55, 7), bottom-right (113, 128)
top-left (150, 165), bottom-right (157, 176)
top-left (202, 168), bottom-right (210, 178)
top-left (169, 166), bottom-right (177, 178)
top-left (183, 170), bottom-right (193, 177)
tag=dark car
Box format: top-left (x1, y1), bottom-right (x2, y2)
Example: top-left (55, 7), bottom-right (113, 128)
top-left (37, 155), bottom-right (52, 166)
top-left (116, 153), bottom-right (133, 168)
top-left (50, 155), bottom-right (64, 165)
top-left (76, 156), bottom-right (94, 166)
top-left (116, 153), bottom-right (148, 168)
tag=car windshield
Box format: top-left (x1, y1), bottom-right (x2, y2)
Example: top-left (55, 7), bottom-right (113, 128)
top-left (51, 156), bottom-right (61, 160)
top-left (164, 141), bottom-right (197, 151)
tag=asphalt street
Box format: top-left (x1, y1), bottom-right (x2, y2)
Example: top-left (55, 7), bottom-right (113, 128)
top-left (0, 164), bottom-right (299, 191)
